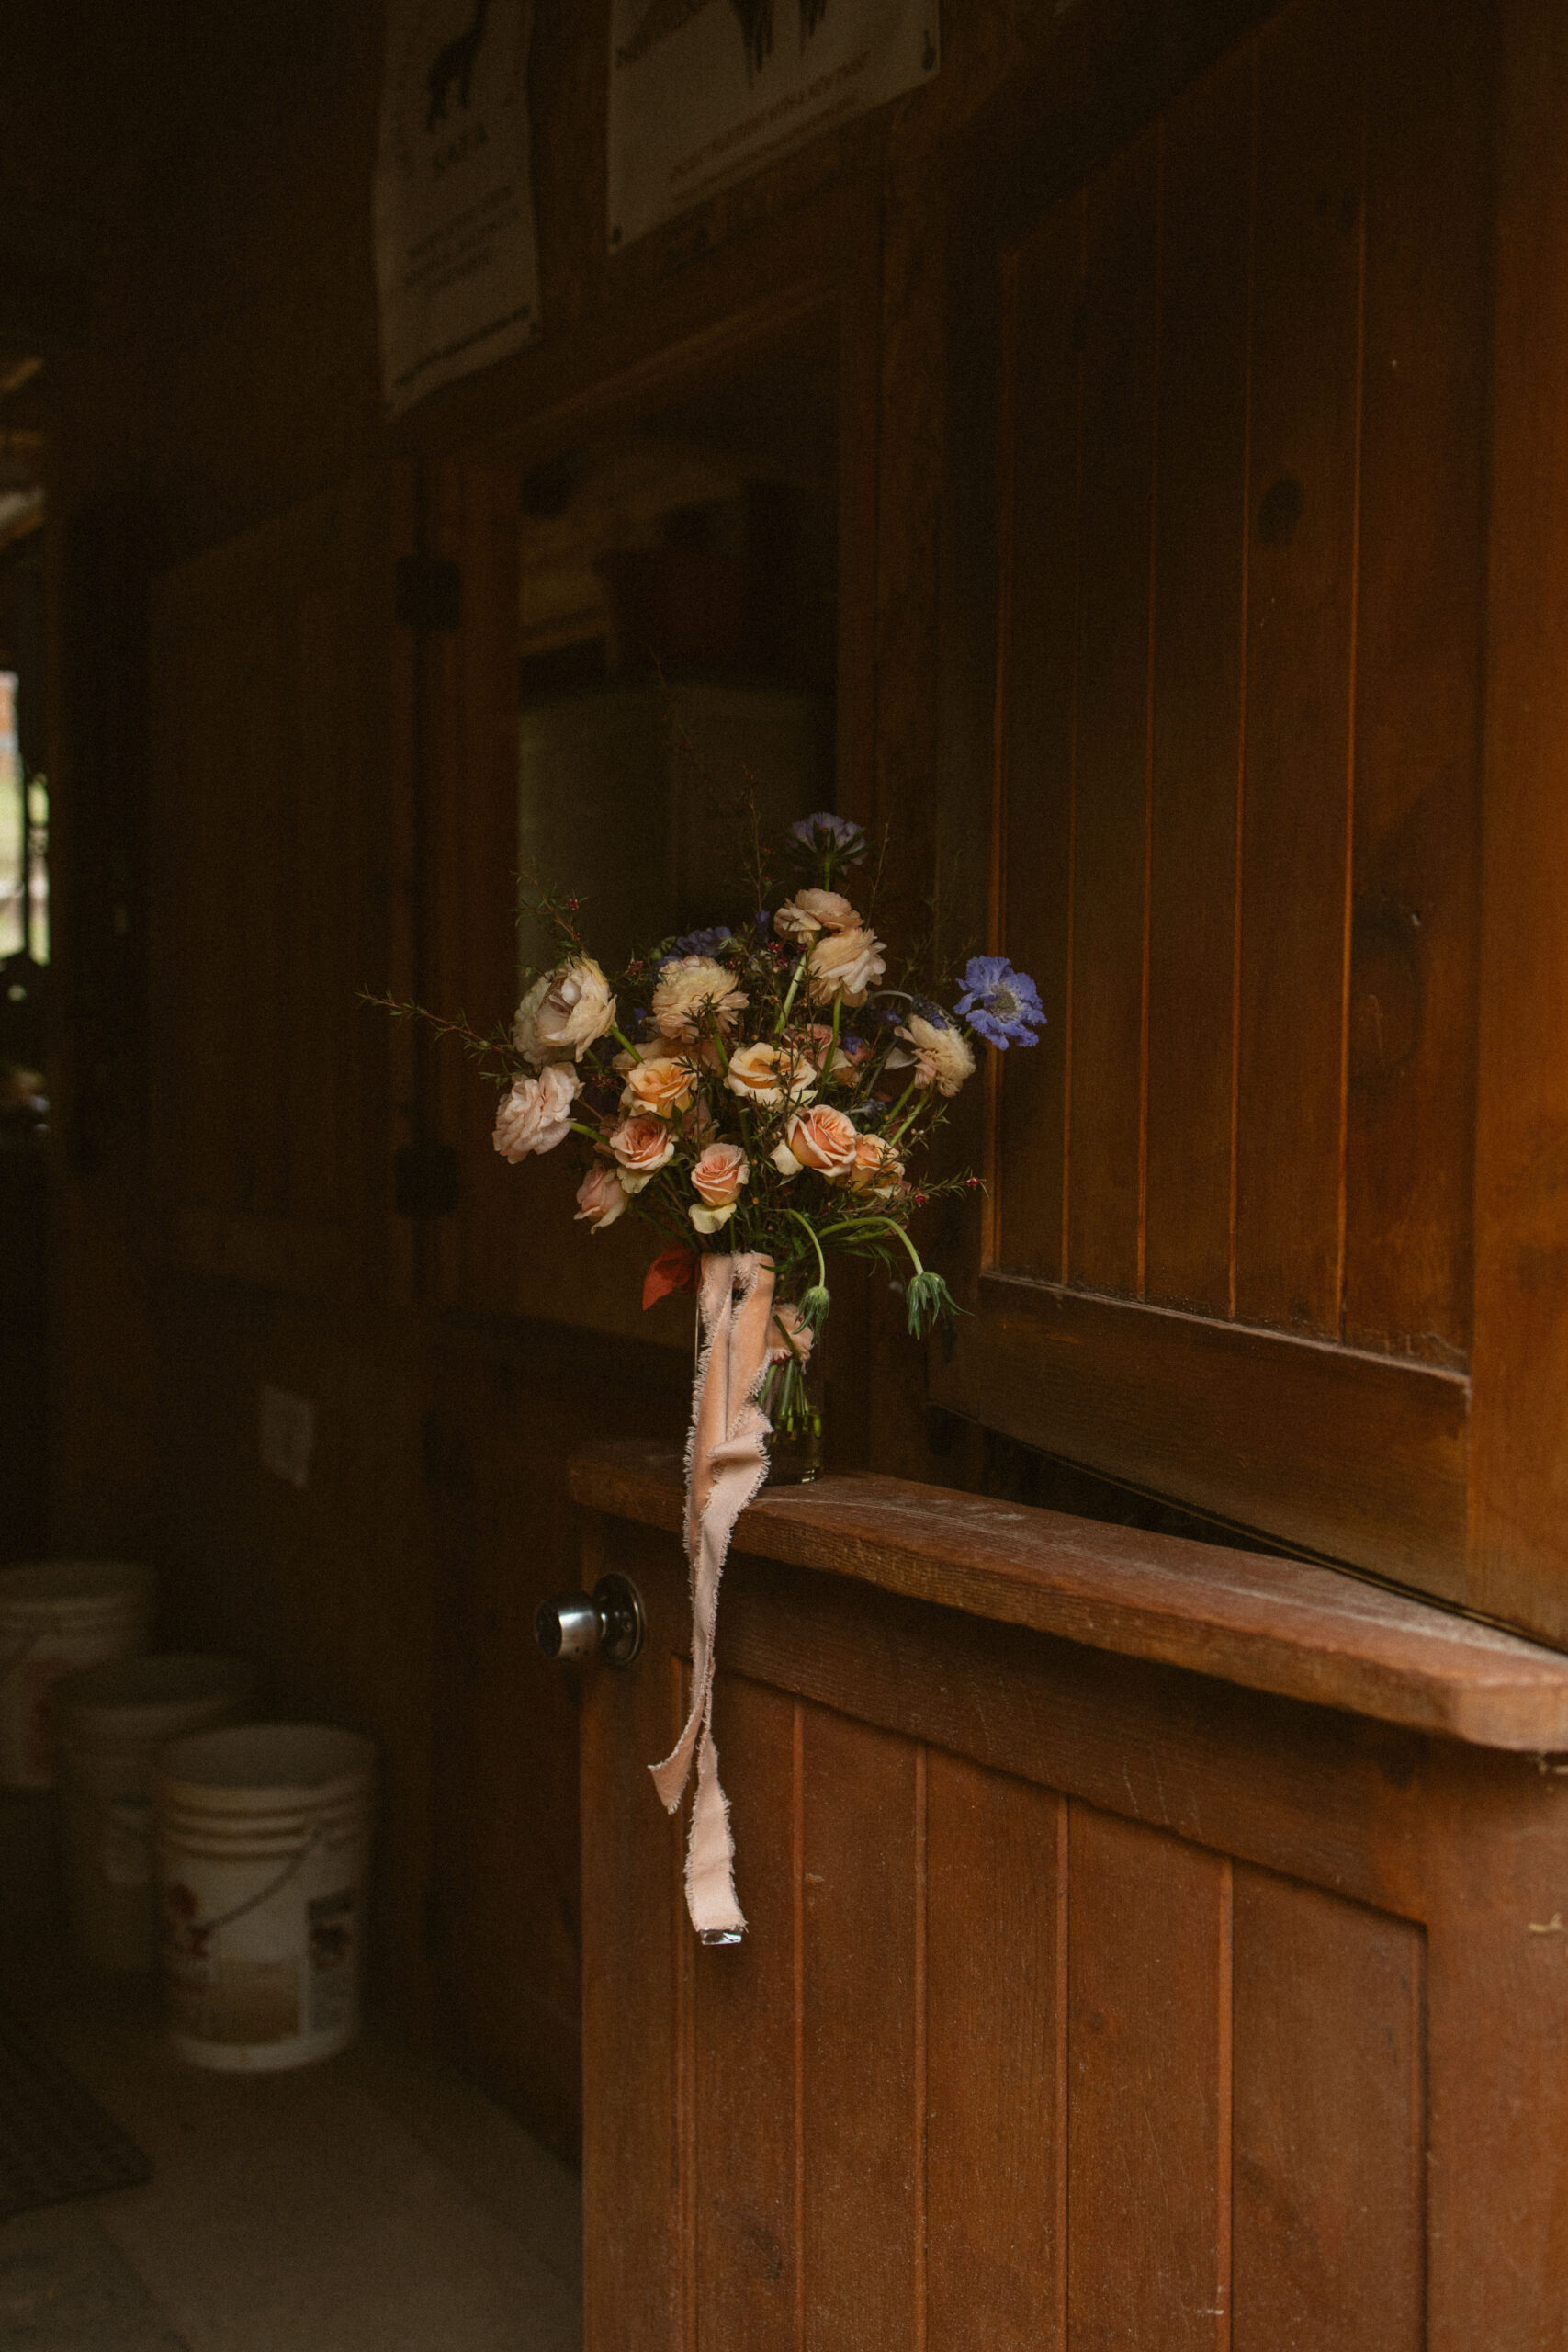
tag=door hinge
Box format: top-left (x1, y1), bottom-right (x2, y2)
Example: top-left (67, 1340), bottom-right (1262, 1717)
top-left (393, 1139), bottom-right (460, 1217)
top-left (394, 553), bottom-right (461, 631)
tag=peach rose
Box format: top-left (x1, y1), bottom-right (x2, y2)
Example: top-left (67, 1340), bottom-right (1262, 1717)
top-left (492, 1063), bottom-right (580, 1162)
top-left (768, 1305), bottom-right (815, 1364)
top-left (513, 957), bottom-right (616, 1063)
top-left (806, 924), bottom-right (886, 1010)
top-left (608, 1114), bottom-right (676, 1193)
top-left (886, 1013), bottom-right (976, 1098)
top-left (772, 1104), bottom-right (859, 1180)
top-left (726, 1039), bottom-right (817, 1110)
top-left (574, 1162), bottom-right (627, 1230)
top-left (688, 1142), bottom-right (750, 1234)
top-left (650, 956), bottom-right (749, 1042)
top-left (774, 888), bottom-right (858, 944)
top-left (841, 1133), bottom-right (905, 1199)
top-left (620, 1053), bottom-right (695, 1119)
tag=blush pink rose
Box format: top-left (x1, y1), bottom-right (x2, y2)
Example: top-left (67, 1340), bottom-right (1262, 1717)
top-left (774, 1104), bottom-right (859, 1179)
top-left (608, 1114), bottom-right (676, 1193)
top-left (574, 1162), bottom-right (628, 1230)
top-left (691, 1143), bottom-right (749, 1207)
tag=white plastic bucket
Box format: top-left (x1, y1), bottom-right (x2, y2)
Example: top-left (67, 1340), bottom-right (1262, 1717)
top-left (155, 1723), bottom-right (376, 2072)
top-left (54, 1654), bottom-right (256, 1973)
top-left (0, 1562), bottom-right (155, 1791)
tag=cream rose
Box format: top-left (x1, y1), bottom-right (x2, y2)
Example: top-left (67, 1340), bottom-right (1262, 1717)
top-left (806, 924), bottom-right (886, 1010)
top-left (492, 1064), bottom-right (581, 1162)
top-left (608, 1114), bottom-right (676, 1193)
top-left (688, 1142), bottom-right (750, 1233)
top-left (774, 888), bottom-right (858, 944)
top-left (513, 957), bottom-right (617, 1063)
top-left (768, 1305), bottom-right (815, 1364)
top-left (726, 1039), bottom-right (817, 1110)
top-left (650, 956), bottom-right (749, 1042)
top-left (887, 1013), bottom-right (976, 1098)
top-left (772, 1104), bottom-right (859, 1180)
top-left (574, 1162), bottom-right (627, 1231)
top-left (620, 1053), bottom-right (695, 1119)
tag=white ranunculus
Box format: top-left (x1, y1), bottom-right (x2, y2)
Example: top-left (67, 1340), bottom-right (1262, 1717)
top-left (806, 924), bottom-right (886, 1009)
top-left (774, 888), bottom-right (859, 944)
top-left (513, 957), bottom-right (617, 1063)
top-left (649, 956), bottom-right (749, 1042)
top-left (492, 1063), bottom-right (581, 1161)
top-left (887, 1014), bottom-right (976, 1098)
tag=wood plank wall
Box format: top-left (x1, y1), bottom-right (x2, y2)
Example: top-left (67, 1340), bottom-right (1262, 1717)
top-left (995, 0), bottom-right (1487, 1364)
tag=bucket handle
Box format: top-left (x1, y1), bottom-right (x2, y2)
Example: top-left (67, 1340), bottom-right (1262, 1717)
top-left (182, 1823), bottom-right (326, 1939)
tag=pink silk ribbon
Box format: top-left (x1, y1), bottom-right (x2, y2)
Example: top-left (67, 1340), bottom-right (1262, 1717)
top-left (649, 1250), bottom-right (777, 1940)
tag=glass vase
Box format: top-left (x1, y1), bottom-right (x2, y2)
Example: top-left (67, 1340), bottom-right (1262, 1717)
top-left (757, 1307), bottom-right (825, 1486)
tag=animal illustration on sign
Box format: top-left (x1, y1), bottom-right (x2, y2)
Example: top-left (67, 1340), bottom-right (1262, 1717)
top-left (425, 0), bottom-right (491, 131)
top-left (616, 0), bottom-right (829, 78)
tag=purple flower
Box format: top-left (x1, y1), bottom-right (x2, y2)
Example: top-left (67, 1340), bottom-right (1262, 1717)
top-left (786, 811), bottom-right (867, 865)
top-left (955, 956), bottom-right (1045, 1049)
top-left (672, 924), bottom-right (733, 956)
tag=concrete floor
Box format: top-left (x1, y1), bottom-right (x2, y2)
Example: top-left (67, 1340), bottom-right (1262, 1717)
top-left (0, 1798), bottom-right (582, 2352)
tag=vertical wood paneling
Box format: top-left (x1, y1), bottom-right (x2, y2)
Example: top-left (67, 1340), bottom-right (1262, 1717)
top-left (1067, 1804), bottom-right (1226, 2349)
top-left (694, 1677), bottom-right (797, 2352)
top-left (1144, 49), bottom-right (1254, 1315)
top-left (995, 201), bottom-right (1084, 1280)
top-left (801, 1703), bottom-right (918, 2352)
top-left (1232, 0), bottom-right (1366, 1335)
top-left (581, 1606), bottom-right (681, 2352)
top-left (926, 1758), bottom-right (1064, 2352)
top-left (1232, 1867), bottom-right (1424, 2350)
top-left (1066, 133), bottom-right (1160, 1297)
top-left (1341, 0), bottom-right (1488, 1362)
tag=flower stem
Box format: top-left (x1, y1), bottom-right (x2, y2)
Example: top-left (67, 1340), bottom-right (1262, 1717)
top-left (788, 1209), bottom-right (829, 1290)
top-left (774, 952), bottom-right (808, 1035)
top-left (611, 1025), bottom-right (645, 1063)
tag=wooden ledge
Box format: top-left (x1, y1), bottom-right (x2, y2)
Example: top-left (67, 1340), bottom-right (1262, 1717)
top-left (570, 1440), bottom-right (1568, 1752)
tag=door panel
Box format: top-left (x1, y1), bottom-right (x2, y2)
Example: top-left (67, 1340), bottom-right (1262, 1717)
top-left (584, 1532), bottom-right (1435, 2350)
top-left (942, 0), bottom-right (1497, 1612)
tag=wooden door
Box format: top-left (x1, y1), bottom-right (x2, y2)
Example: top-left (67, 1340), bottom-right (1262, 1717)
top-left (574, 1450), bottom-right (1568, 2352)
top-left (931, 0), bottom-right (1568, 1645)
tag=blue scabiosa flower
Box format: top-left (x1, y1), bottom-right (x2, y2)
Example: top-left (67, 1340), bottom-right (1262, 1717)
top-left (786, 811), bottom-right (868, 865)
top-left (955, 956), bottom-right (1045, 1049)
top-left (672, 924), bottom-right (734, 957)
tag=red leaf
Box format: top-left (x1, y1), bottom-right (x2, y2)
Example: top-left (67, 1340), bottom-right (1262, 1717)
top-left (642, 1245), bottom-right (698, 1311)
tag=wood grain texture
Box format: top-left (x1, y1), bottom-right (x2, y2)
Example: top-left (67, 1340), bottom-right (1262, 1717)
top-left (693, 1676), bottom-right (797, 2351)
top-left (581, 1552), bottom-right (682, 2352)
top-left (932, 1274), bottom-right (1470, 1596)
top-left (1341, 0), bottom-right (1487, 1364)
top-left (800, 1702), bottom-right (918, 2352)
top-left (1144, 46), bottom-right (1253, 1317)
top-left (1232, 0), bottom-right (1365, 1336)
top-left (925, 1758), bottom-right (1064, 2352)
top-left (1468, 0), bottom-right (1568, 1644)
top-left (994, 198), bottom-right (1084, 1283)
top-left (571, 1443), bottom-right (1568, 1749)
top-left (1066, 130), bottom-right (1159, 1297)
top-left (1067, 1808), bottom-right (1225, 2348)
top-left (586, 1495), bottom-right (1568, 2350)
top-left (1232, 1867), bottom-right (1424, 2352)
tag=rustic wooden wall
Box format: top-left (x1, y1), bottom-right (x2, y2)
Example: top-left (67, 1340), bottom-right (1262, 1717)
top-left (40, 0), bottom-right (1113, 2146)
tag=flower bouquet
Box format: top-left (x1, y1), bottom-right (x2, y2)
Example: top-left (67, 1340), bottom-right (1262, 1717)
top-left (483, 808), bottom-right (1043, 1477)
top-left (379, 808), bottom-right (1043, 1938)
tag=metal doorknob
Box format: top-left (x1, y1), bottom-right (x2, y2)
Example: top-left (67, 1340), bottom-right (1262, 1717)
top-left (535, 1573), bottom-right (645, 1668)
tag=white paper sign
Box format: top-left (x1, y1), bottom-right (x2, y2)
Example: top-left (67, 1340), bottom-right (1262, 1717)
top-left (607, 0), bottom-right (940, 252)
top-left (375, 0), bottom-right (541, 415)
